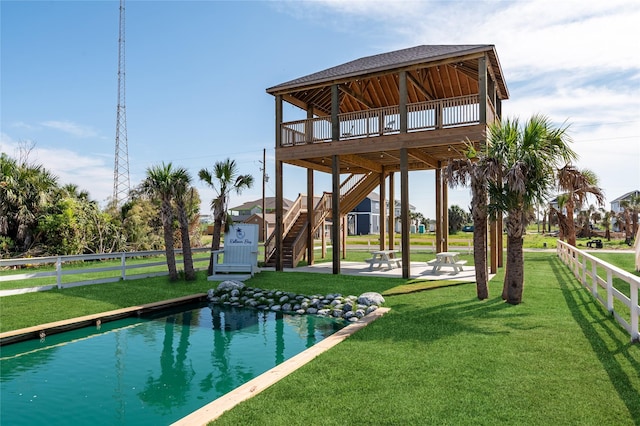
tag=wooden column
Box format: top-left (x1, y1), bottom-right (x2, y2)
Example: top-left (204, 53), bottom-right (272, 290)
top-left (275, 95), bottom-right (283, 271)
top-left (388, 172), bottom-right (395, 249)
top-left (498, 214), bottom-right (504, 267)
top-left (399, 71), bottom-right (408, 133)
top-left (379, 171), bottom-right (386, 251)
top-left (331, 155), bottom-right (340, 274)
top-left (490, 218), bottom-right (497, 274)
top-left (331, 84), bottom-right (339, 142)
top-left (479, 55), bottom-right (487, 125)
top-left (400, 148), bottom-right (410, 279)
top-left (443, 174), bottom-right (449, 251)
top-left (435, 166), bottom-right (442, 253)
top-left (307, 168), bottom-right (314, 265)
top-left (342, 215), bottom-right (347, 259)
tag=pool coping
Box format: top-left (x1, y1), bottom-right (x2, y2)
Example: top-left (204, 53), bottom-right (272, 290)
top-left (171, 306), bottom-right (390, 426)
top-left (0, 293), bottom-right (208, 346)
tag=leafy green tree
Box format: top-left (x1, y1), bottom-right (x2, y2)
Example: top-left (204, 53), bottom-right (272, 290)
top-left (447, 205), bottom-right (470, 234)
top-left (143, 162), bottom-right (181, 281)
top-left (486, 115), bottom-right (576, 304)
top-left (0, 153), bottom-right (58, 254)
top-left (199, 158), bottom-right (254, 275)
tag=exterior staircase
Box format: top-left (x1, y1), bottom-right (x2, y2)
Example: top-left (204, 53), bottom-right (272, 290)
top-left (264, 171), bottom-right (381, 268)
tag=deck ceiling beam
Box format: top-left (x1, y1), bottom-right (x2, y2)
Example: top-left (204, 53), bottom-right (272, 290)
top-left (407, 72), bottom-right (435, 101)
top-left (339, 85), bottom-right (375, 109)
top-left (341, 154), bottom-right (383, 173)
top-left (407, 148), bottom-right (438, 168)
top-left (287, 159), bottom-right (333, 174)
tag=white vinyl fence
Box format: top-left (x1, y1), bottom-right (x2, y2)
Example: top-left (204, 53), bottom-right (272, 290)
top-left (0, 248), bottom-right (211, 296)
top-left (557, 240), bottom-right (639, 342)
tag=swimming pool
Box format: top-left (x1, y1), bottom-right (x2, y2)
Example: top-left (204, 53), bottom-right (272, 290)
top-left (0, 302), bottom-right (347, 425)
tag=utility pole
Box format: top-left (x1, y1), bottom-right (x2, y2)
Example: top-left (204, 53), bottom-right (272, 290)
top-left (113, 0), bottom-right (130, 206)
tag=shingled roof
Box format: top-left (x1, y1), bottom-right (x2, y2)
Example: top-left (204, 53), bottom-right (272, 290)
top-left (267, 44), bottom-right (507, 98)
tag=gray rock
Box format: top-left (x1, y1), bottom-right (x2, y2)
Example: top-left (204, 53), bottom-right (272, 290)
top-left (365, 306), bottom-right (378, 315)
top-left (282, 303), bottom-right (292, 311)
top-left (217, 280), bottom-right (245, 293)
top-left (306, 307), bottom-right (318, 314)
top-left (270, 305), bottom-right (281, 311)
top-left (358, 292), bottom-right (385, 306)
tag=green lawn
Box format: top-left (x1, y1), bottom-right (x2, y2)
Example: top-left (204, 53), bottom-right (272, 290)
top-left (1, 252), bottom-right (638, 425)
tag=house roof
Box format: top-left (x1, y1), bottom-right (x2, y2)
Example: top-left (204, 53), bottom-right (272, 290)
top-left (266, 45), bottom-right (508, 106)
top-left (230, 197), bottom-right (294, 212)
top-left (611, 190), bottom-right (640, 203)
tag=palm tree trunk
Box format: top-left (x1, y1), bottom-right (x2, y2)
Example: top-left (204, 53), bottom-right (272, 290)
top-left (471, 180), bottom-right (488, 299)
top-left (207, 218), bottom-right (223, 275)
top-left (161, 201), bottom-right (178, 281)
top-left (176, 200), bottom-right (195, 280)
top-left (566, 199), bottom-right (576, 246)
top-left (505, 234), bottom-right (524, 304)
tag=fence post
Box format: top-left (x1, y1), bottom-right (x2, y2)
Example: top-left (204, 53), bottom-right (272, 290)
top-left (581, 256), bottom-right (587, 286)
top-left (591, 260), bottom-right (598, 297)
top-left (631, 281), bottom-right (639, 342)
top-left (56, 257), bottom-right (62, 289)
top-left (121, 252), bottom-right (126, 280)
top-left (606, 270), bottom-right (614, 313)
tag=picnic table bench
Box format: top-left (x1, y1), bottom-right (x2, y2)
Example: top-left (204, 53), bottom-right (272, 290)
top-left (427, 252), bottom-right (467, 274)
top-left (365, 250), bottom-right (401, 271)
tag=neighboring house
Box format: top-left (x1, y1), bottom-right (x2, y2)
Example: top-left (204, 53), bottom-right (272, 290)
top-left (611, 190), bottom-right (640, 213)
top-left (347, 192), bottom-right (416, 235)
top-left (229, 197), bottom-right (294, 224)
top-left (610, 190), bottom-right (640, 232)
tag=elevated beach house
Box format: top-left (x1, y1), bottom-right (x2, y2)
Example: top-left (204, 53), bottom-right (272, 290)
top-left (265, 45), bottom-right (509, 278)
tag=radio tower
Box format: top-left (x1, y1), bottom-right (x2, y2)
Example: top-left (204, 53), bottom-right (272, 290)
top-left (113, 0), bottom-right (130, 206)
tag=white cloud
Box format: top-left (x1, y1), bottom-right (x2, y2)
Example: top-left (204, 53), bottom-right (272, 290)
top-left (40, 120), bottom-right (99, 138)
top-left (1, 132), bottom-right (114, 205)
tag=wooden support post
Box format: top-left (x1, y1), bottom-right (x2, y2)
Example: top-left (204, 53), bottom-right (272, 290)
top-left (307, 168), bottom-right (314, 266)
top-left (275, 95), bottom-right (283, 271)
top-left (399, 71), bottom-right (408, 133)
top-left (490, 218), bottom-right (498, 274)
top-left (342, 215), bottom-right (347, 259)
top-left (331, 154), bottom-right (340, 274)
top-left (479, 55), bottom-right (487, 125)
top-left (379, 170), bottom-right (386, 251)
top-left (400, 148), bottom-right (410, 279)
top-left (388, 172), bottom-right (395, 249)
top-left (443, 173), bottom-right (449, 252)
top-left (331, 84), bottom-right (339, 141)
top-left (498, 214), bottom-right (504, 267)
top-left (435, 167), bottom-right (442, 253)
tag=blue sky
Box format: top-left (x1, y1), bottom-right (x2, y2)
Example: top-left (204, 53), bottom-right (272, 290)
top-left (2, 0), bottom-right (639, 219)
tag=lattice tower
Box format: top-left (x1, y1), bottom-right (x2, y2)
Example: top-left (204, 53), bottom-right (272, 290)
top-left (113, 0), bottom-right (130, 205)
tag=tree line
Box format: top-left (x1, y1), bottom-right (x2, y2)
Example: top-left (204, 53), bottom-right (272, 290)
top-left (1, 152), bottom-right (254, 281)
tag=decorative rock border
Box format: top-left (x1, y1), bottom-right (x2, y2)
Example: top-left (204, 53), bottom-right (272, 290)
top-left (208, 280), bottom-right (385, 322)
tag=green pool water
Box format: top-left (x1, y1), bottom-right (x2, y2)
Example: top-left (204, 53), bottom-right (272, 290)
top-left (0, 303), bottom-right (346, 425)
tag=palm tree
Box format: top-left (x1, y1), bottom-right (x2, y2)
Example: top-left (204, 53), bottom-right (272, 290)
top-left (143, 162), bottom-right (180, 281)
top-left (173, 168), bottom-right (196, 280)
top-left (556, 166), bottom-right (604, 246)
top-left (621, 194), bottom-right (640, 243)
top-left (446, 149), bottom-right (491, 300)
top-left (486, 115), bottom-right (576, 304)
top-left (1, 153), bottom-right (58, 253)
top-left (199, 159), bottom-right (254, 275)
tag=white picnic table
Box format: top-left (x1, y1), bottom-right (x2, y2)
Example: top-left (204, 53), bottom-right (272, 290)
top-left (427, 251), bottom-right (467, 274)
top-left (365, 249), bottom-right (401, 271)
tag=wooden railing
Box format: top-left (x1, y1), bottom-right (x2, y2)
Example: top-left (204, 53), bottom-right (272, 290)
top-left (557, 240), bottom-right (639, 342)
top-left (280, 94), bottom-right (485, 146)
top-left (0, 248), bottom-right (211, 295)
top-left (264, 194), bottom-right (304, 262)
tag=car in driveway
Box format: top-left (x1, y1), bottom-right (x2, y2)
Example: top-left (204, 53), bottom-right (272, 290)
top-left (462, 225), bottom-right (474, 232)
